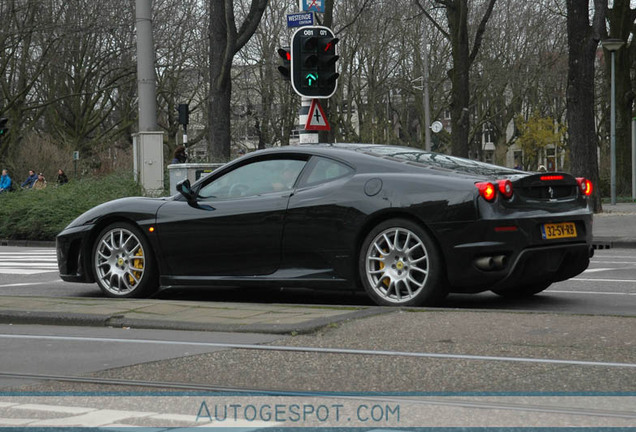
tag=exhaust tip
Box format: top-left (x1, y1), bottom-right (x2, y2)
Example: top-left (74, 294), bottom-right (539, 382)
top-left (474, 255), bottom-right (508, 271)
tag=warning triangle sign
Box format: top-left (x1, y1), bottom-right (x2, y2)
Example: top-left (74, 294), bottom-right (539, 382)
top-left (305, 99), bottom-right (331, 131)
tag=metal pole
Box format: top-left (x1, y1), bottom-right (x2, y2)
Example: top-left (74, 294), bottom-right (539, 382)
top-left (134, 0), bottom-right (163, 195)
top-left (632, 117), bottom-right (635, 200)
top-left (295, 1), bottom-right (319, 144)
top-left (136, 0), bottom-right (157, 131)
top-left (422, 21), bottom-right (431, 151)
top-left (610, 50), bottom-right (617, 205)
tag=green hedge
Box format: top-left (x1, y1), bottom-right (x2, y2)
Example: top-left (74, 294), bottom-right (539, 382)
top-left (0, 173), bottom-right (143, 241)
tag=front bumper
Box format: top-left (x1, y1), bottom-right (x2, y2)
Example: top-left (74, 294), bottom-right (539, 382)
top-left (56, 224), bottom-right (95, 283)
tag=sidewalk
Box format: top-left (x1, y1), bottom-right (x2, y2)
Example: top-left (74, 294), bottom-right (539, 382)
top-left (592, 202), bottom-right (636, 248)
top-left (0, 296), bottom-right (387, 334)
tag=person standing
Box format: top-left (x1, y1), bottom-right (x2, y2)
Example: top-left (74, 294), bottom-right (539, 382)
top-left (32, 173), bottom-right (47, 190)
top-left (21, 170), bottom-right (38, 188)
top-left (171, 146), bottom-right (187, 164)
top-left (0, 169), bottom-right (12, 193)
top-left (56, 169), bottom-right (69, 186)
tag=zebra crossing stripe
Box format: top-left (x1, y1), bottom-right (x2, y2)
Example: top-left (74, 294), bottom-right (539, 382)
top-left (0, 250), bottom-right (58, 274)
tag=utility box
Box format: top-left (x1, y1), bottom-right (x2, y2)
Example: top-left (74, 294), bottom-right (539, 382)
top-left (133, 131), bottom-right (164, 196)
top-left (167, 163), bottom-right (224, 195)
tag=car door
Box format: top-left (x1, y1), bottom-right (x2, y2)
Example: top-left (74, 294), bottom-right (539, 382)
top-left (282, 156), bottom-right (357, 276)
top-left (155, 156), bottom-right (308, 278)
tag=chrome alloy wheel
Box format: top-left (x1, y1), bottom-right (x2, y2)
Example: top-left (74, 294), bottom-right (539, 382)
top-left (94, 227), bottom-right (146, 296)
top-left (364, 227), bottom-right (430, 304)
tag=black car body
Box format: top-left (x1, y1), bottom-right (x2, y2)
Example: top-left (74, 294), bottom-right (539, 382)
top-left (57, 144), bottom-right (594, 306)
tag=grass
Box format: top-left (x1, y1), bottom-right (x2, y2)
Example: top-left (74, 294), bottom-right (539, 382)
top-left (0, 173), bottom-right (143, 241)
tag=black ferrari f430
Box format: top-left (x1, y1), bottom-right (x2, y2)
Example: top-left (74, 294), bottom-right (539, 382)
top-left (57, 144), bottom-right (594, 306)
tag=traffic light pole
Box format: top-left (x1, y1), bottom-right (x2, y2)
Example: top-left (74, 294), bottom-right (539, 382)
top-left (299, 98), bottom-right (319, 144)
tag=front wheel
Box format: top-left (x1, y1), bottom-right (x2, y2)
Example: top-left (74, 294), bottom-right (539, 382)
top-left (92, 222), bottom-right (158, 298)
top-left (359, 219), bottom-right (447, 306)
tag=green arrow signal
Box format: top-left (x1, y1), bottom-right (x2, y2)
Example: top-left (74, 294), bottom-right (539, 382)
top-left (305, 73), bottom-right (317, 86)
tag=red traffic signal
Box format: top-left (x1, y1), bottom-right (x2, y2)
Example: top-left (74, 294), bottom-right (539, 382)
top-left (277, 47), bottom-right (291, 81)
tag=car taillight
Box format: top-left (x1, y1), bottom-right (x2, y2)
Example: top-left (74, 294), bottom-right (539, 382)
top-left (497, 179), bottom-right (513, 199)
top-left (476, 182), bottom-right (496, 202)
top-left (476, 180), bottom-right (513, 202)
top-left (576, 177), bottom-right (593, 196)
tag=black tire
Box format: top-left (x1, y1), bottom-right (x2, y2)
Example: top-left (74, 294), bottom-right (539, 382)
top-left (359, 218), bottom-right (447, 306)
top-left (491, 282), bottom-right (552, 298)
top-left (92, 222), bottom-right (158, 298)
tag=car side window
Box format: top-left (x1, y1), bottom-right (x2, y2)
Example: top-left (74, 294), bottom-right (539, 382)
top-left (198, 159), bottom-right (306, 200)
top-left (304, 157), bottom-right (354, 186)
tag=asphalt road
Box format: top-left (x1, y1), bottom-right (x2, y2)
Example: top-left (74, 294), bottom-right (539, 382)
top-left (0, 245), bottom-right (634, 428)
top-left (1, 245), bottom-right (635, 315)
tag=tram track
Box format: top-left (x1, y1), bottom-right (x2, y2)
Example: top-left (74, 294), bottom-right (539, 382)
top-left (0, 371), bottom-right (634, 421)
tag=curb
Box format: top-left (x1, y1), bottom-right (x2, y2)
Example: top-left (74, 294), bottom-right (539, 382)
top-left (0, 306), bottom-right (391, 335)
top-left (593, 237), bottom-right (636, 250)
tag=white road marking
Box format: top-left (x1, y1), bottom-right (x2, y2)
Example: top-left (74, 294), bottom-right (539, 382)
top-left (0, 401), bottom-right (278, 428)
top-left (0, 280), bottom-right (64, 288)
top-left (0, 250), bottom-right (57, 275)
top-left (572, 278), bottom-right (636, 283)
top-left (582, 268), bottom-right (616, 273)
top-left (550, 290), bottom-right (636, 296)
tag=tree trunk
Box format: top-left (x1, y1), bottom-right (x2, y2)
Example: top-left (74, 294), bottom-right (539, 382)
top-left (445, 0), bottom-right (470, 158)
top-left (208, 0), bottom-right (268, 162)
top-left (565, 0), bottom-right (604, 212)
top-left (606, 0), bottom-right (636, 195)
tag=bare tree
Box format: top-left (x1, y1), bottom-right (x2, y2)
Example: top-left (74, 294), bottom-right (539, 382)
top-left (605, 0), bottom-right (635, 196)
top-left (471, 0), bottom-right (568, 166)
top-left (565, 0), bottom-right (605, 212)
top-left (415, 0), bottom-right (496, 158)
top-left (208, 0), bottom-right (268, 162)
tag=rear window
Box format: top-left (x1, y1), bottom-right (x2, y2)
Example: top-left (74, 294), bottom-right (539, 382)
top-left (350, 145), bottom-right (519, 176)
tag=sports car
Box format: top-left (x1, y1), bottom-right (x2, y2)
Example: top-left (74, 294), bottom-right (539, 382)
top-left (56, 143), bottom-right (594, 306)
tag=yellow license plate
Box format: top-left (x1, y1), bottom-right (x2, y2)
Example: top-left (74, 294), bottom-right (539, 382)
top-left (541, 222), bottom-right (577, 240)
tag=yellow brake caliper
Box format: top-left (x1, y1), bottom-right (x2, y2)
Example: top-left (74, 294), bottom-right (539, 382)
top-left (129, 248), bottom-right (144, 286)
top-left (379, 248), bottom-right (390, 287)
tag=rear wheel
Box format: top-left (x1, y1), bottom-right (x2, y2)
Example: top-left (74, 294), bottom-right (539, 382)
top-left (92, 222), bottom-right (158, 298)
top-left (359, 218), bottom-right (447, 306)
top-left (492, 282), bottom-right (551, 298)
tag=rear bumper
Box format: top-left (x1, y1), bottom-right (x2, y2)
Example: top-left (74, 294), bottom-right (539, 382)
top-left (433, 213), bottom-right (592, 293)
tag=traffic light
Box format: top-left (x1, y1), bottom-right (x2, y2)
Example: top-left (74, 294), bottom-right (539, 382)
top-left (291, 26), bottom-right (339, 98)
top-left (277, 47), bottom-right (291, 81)
top-left (0, 118), bottom-right (8, 138)
top-left (177, 104), bottom-right (189, 125)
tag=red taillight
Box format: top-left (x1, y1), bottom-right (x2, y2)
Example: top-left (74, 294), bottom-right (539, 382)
top-left (497, 179), bottom-right (514, 199)
top-left (576, 177), bottom-right (593, 196)
top-left (476, 182), bottom-right (497, 202)
top-left (476, 180), bottom-right (514, 202)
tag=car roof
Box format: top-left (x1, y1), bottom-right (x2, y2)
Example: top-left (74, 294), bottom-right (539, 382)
top-left (250, 143), bottom-right (520, 177)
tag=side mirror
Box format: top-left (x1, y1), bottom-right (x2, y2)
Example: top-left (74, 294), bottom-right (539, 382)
top-left (176, 179), bottom-right (196, 204)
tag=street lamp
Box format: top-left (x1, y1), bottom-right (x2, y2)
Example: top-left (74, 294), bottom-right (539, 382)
top-left (603, 38), bottom-right (624, 205)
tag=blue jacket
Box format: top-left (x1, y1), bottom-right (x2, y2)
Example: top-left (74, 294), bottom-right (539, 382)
top-left (21, 173), bottom-right (38, 188)
top-left (0, 174), bottom-right (11, 191)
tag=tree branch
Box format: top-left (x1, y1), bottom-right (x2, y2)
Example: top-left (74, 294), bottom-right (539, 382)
top-left (235, 0), bottom-right (269, 54)
top-left (414, 0), bottom-right (450, 39)
top-left (468, 0), bottom-right (497, 65)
